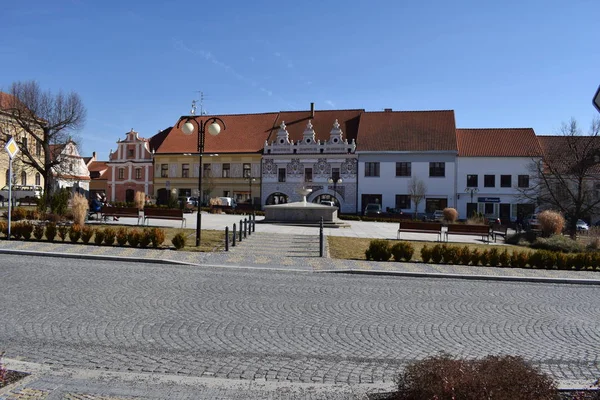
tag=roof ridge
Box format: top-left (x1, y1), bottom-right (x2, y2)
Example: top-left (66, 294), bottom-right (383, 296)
top-left (365, 109), bottom-right (455, 114)
top-left (457, 127), bottom-right (534, 131)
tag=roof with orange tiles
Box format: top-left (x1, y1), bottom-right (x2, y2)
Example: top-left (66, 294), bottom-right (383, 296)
top-left (0, 91), bottom-right (29, 114)
top-left (155, 112), bottom-right (281, 154)
top-left (356, 110), bottom-right (457, 152)
top-left (149, 127), bottom-right (172, 152)
top-left (457, 128), bottom-right (543, 157)
top-left (269, 109), bottom-right (363, 144)
top-left (88, 161), bottom-right (109, 180)
top-left (537, 135), bottom-right (600, 173)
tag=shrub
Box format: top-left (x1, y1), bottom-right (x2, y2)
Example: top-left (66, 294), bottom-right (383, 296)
top-left (498, 249), bottom-right (510, 267)
top-left (43, 213), bottom-right (62, 223)
top-left (467, 212), bottom-right (486, 225)
top-left (420, 245), bottom-right (432, 263)
top-left (134, 191), bottom-right (145, 209)
top-left (10, 222), bottom-right (22, 240)
top-left (365, 239), bottom-right (392, 261)
top-left (51, 188), bottom-right (70, 216)
top-left (391, 241), bottom-right (414, 262)
top-left (69, 224), bottom-right (82, 243)
top-left (537, 210), bottom-right (565, 237)
top-left (506, 231), bottom-right (538, 245)
top-left (116, 227), bottom-right (129, 246)
top-left (33, 224), bottom-right (44, 240)
top-left (513, 251), bottom-right (529, 269)
top-left (442, 245), bottom-right (459, 264)
top-left (459, 246), bottom-right (471, 265)
top-left (442, 207), bottom-right (458, 223)
top-left (94, 229), bottom-right (105, 245)
top-left (127, 229), bottom-right (141, 247)
top-left (488, 248), bottom-right (500, 267)
top-left (58, 224), bottom-right (69, 242)
top-left (149, 227), bottom-right (166, 248)
top-left (393, 354), bottom-right (557, 400)
top-left (555, 252), bottom-right (569, 270)
top-left (430, 244), bottom-right (443, 264)
top-left (10, 207), bottom-right (27, 221)
top-left (103, 227), bottom-right (116, 245)
top-left (81, 226), bottom-right (94, 244)
top-left (479, 249), bottom-right (490, 266)
top-left (25, 209), bottom-right (40, 220)
top-left (470, 248), bottom-right (481, 266)
top-left (71, 192), bottom-right (89, 225)
top-left (538, 250), bottom-right (557, 269)
top-left (0, 221), bottom-right (6, 238)
top-left (139, 229), bottom-right (152, 248)
top-left (531, 235), bottom-right (584, 253)
top-left (20, 221), bottom-right (34, 239)
top-left (45, 222), bottom-right (57, 242)
top-left (172, 232), bottom-right (186, 250)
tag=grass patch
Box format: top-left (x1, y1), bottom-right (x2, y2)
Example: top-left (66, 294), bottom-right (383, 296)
top-left (328, 236), bottom-right (529, 261)
top-left (107, 225), bottom-right (226, 252)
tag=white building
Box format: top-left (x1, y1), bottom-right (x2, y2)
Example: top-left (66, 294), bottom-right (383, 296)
top-left (51, 141), bottom-right (91, 194)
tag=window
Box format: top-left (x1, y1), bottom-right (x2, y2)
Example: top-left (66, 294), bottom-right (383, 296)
top-left (179, 188), bottom-right (191, 197)
top-left (332, 167), bottom-right (340, 182)
top-left (118, 168), bottom-right (124, 179)
top-left (365, 162), bottom-right (380, 177)
top-left (21, 171), bottom-right (27, 185)
top-left (36, 141), bottom-right (41, 156)
top-left (182, 163), bottom-right (189, 178)
top-left (501, 175), bottom-right (511, 188)
top-left (484, 175), bottom-right (495, 187)
top-left (466, 174), bottom-right (478, 187)
top-left (161, 164), bottom-right (168, 178)
top-left (395, 162), bottom-right (411, 177)
top-left (128, 149), bottom-right (134, 158)
top-left (278, 168), bottom-right (286, 182)
top-left (429, 162), bottom-right (445, 177)
top-left (305, 168), bottom-right (313, 182)
top-left (135, 168), bottom-right (141, 180)
top-left (484, 203), bottom-right (494, 214)
top-left (222, 163), bottom-right (230, 178)
top-left (518, 175), bottom-right (529, 188)
top-left (35, 173), bottom-right (41, 186)
top-left (395, 195), bottom-right (411, 209)
top-left (243, 163), bottom-right (251, 178)
top-left (203, 163), bottom-right (211, 177)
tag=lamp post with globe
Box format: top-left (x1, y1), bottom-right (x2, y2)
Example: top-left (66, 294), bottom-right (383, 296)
top-left (328, 177), bottom-right (342, 206)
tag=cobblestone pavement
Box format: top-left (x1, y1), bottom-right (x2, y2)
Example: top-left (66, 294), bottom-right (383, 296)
top-left (0, 254), bottom-right (599, 398)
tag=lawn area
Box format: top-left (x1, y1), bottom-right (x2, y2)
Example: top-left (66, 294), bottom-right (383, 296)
top-left (327, 236), bottom-right (529, 261)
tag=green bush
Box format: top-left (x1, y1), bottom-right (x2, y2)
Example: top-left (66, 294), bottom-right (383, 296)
top-left (45, 222), bottom-right (57, 242)
top-left (50, 188), bottom-right (70, 216)
top-left (58, 224), bottom-right (69, 242)
top-left (21, 222), bottom-right (33, 240)
top-left (506, 231), bottom-right (538, 245)
top-left (81, 226), bottom-right (94, 244)
top-left (430, 244), bottom-right (443, 264)
top-left (365, 239), bottom-right (392, 261)
top-left (479, 249), bottom-right (490, 266)
top-left (531, 235), bottom-right (584, 253)
top-left (498, 249), bottom-right (510, 267)
top-left (33, 224), bottom-right (44, 240)
top-left (0, 221), bottom-right (7, 238)
top-left (459, 246), bottom-right (471, 265)
top-left (10, 222), bottom-right (22, 239)
top-left (470, 248), bottom-right (481, 266)
top-left (394, 354), bottom-right (557, 400)
top-left (420, 245), bottom-right (432, 263)
top-left (103, 227), bottom-right (116, 245)
top-left (69, 224), bottom-right (82, 243)
top-left (390, 241), bottom-right (414, 262)
top-left (512, 251), bottom-right (529, 269)
top-left (127, 229), bottom-right (141, 247)
top-left (116, 227), bottom-right (128, 246)
top-left (139, 229), bottom-right (152, 248)
top-left (172, 232), bottom-right (186, 250)
top-left (442, 245), bottom-right (459, 264)
top-left (10, 207), bottom-right (27, 221)
top-left (94, 229), bottom-right (105, 245)
top-left (488, 248), bottom-right (500, 267)
top-left (555, 252), bottom-right (569, 270)
top-left (538, 250), bottom-right (557, 269)
top-left (149, 227), bottom-right (166, 248)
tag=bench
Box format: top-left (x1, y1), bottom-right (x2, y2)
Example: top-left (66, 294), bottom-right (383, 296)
top-left (491, 223), bottom-right (508, 242)
top-left (101, 206), bottom-right (141, 224)
top-left (445, 224), bottom-right (490, 242)
top-left (397, 221), bottom-right (443, 241)
top-left (143, 208), bottom-right (186, 228)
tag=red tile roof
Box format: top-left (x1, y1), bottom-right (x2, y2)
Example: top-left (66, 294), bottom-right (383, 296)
top-left (537, 135), bottom-right (600, 174)
top-left (155, 112), bottom-right (280, 154)
top-left (270, 109), bottom-right (363, 144)
top-left (88, 161), bottom-right (109, 179)
top-left (457, 128), bottom-right (543, 157)
top-left (149, 127), bottom-right (172, 152)
top-left (357, 110), bottom-right (457, 152)
top-left (0, 91), bottom-right (29, 114)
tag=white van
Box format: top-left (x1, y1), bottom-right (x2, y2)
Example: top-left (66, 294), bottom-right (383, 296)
top-left (218, 197), bottom-right (237, 208)
top-left (0, 185), bottom-right (43, 201)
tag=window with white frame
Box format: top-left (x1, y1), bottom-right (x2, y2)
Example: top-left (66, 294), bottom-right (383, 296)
top-left (365, 162), bottom-right (380, 177)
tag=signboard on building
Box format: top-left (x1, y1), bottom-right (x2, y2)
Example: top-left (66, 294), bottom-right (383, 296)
top-left (477, 197), bottom-right (500, 203)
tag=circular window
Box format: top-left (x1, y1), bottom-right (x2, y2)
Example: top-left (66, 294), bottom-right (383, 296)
top-left (333, 138), bottom-right (338, 143)
top-left (279, 139), bottom-right (284, 144)
top-left (306, 139), bottom-right (311, 144)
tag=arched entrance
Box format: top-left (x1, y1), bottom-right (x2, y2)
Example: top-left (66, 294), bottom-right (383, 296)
top-left (312, 193), bottom-right (340, 207)
top-left (266, 192), bottom-right (289, 205)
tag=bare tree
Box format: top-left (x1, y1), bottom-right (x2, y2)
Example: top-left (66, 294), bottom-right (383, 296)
top-left (408, 177), bottom-right (427, 218)
top-left (521, 117), bottom-right (600, 236)
top-left (0, 81), bottom-right (86, 207)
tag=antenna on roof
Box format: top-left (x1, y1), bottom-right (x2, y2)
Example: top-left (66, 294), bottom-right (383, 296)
top-left (190, 99), bottom-right (197, 115)
top-left (192, 91), bottom-right (208, 115)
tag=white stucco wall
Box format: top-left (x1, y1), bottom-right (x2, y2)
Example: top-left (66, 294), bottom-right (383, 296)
top-left (357, 152), bottom-right (457, 213)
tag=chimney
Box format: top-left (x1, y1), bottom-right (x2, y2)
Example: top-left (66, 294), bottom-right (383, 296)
top-left (384, 108), bottom-right (392, 112)
top-left (310, 102), bottom-right (315, 119)
top-left (92, 151), bottom-right (96, 160)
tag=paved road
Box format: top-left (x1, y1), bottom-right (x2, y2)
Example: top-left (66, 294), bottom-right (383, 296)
top-left (1, 254), bottom-right (599, 389)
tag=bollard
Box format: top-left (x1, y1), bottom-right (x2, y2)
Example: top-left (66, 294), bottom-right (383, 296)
top-left (244, 218), bottom-right (247, 238)
top-left (239, 219), bottom-right (243, 242)
top-left (248, 217), bottom-right (251, 236)
top-left (225, 226), bottom-right (229, 251)
top-left (232, 223), bottom-right (236, 247)
top-left (319, 217), bottom-right (324, 257)
top-left (252, 212), bottom-right (256, 232)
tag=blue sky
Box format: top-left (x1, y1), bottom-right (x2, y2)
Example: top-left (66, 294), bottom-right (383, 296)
top-left (2, 0), bottom-right (599, 160)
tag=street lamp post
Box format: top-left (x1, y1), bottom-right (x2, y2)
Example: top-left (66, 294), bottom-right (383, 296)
top-left (464, 187), bottom-right (479, 217)
top-left (328, 177), bottom-right (342, 205)
top-left (246, 177), bottom-right (256, 205)
top-left (178, 115), bottom-right (226, 247)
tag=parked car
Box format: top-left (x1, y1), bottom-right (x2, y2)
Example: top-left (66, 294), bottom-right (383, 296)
top-left (432, 210), bottom-right (445, 221)
top-left (487, 216), bottom-right (501, 225)
top-left (577, 219), bottom-right (589, 232)
top-left (320, 200), bottom-right (335, 207)
top-left (364, 203), bottom-right (382, 216)
top-left (0, 185), bottom-right (43, 201)
top-left (523, 214), bottom-right (539, 229)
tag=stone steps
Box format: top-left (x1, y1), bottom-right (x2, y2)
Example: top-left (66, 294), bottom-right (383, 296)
top-left (227, 232), bottom-right (324, 258)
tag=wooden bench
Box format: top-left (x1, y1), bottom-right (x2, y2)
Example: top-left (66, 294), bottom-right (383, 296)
top-left (445, 224), bottom-right (490, 242)
top-left (101, 206), bottom-right (141, 224)
top-left (143, 208), bottom-right (186, 228)
top-left (397, 221), bottom-right (443, 241)
top-left (491, 223), bottom-right (508, 242)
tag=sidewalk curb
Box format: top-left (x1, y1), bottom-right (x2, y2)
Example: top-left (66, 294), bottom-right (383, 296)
top-left (318, 269), bottom-right (600, 285)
